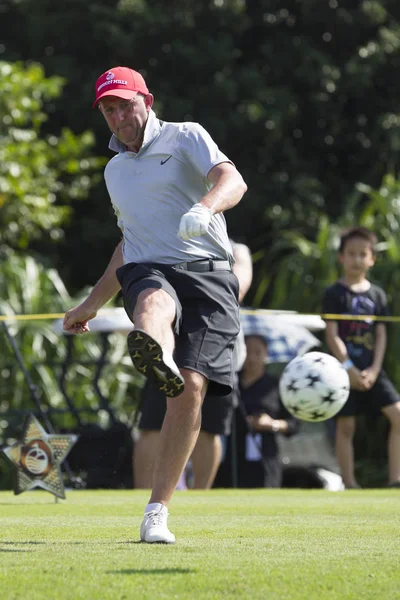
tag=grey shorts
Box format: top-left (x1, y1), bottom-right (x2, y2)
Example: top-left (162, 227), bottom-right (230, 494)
top-left (116, 261), bottom-right (240, 395)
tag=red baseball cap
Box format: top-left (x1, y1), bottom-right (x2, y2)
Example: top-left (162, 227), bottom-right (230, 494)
top-left (93, 66), bottom-right (149, 108)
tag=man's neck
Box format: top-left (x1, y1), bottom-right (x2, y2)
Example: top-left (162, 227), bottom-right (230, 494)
top-left (126, 136), bottom-right (144, 153)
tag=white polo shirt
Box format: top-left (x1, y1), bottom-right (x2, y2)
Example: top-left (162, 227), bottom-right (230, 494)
top-left (104, 110), bottom-right (234, 265)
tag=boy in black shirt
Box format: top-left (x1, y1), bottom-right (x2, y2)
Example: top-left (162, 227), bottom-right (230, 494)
top-left (322, 226), bottom-right (400, 488)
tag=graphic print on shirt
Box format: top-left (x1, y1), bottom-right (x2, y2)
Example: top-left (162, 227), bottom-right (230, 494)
top-left (342, 295), bottom-right (376, 363)
top-left (339, 293), bottom-right (376, 369)
top-left (351, 295), bottom-right (375, 319)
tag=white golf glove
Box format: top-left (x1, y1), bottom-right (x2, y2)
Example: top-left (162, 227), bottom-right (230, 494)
top-left (178, 203), bottom-right (213, 240)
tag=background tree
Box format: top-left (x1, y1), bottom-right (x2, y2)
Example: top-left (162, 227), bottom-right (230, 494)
top-left (2, 0), bottom-right (400, 295)
top-left (0, 60), bottom-right (105, 257)
top-left (2, 0), bottom-right (400, 486)
top-left (0, 60), bottom-right (141, 452)
top-left (266, 176), bottom-right (400, 487)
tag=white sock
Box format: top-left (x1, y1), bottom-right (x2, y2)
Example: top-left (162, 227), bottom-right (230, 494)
top-left (145, 502), bottom-right (164, 514)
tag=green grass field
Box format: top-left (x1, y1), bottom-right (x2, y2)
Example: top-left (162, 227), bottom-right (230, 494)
top-left (0, 489), bottom-right (399, 600)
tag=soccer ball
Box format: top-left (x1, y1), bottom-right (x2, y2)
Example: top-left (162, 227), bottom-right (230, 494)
top-left (279, 352), bottom-right (350, 422)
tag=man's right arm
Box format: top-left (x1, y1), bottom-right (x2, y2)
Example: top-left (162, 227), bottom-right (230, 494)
top-left (63, 240), bottom-right (124, 334)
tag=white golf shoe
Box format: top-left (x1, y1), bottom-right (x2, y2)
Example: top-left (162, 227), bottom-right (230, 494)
top-left (140, 504), bottom-right (176, 544)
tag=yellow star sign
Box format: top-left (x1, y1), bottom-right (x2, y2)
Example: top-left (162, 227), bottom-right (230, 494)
top-left (2, 414), bottom-right (77, 499)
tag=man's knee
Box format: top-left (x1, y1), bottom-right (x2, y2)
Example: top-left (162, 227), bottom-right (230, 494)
top-left (181, 369), bottom-right (208, 401)
top-left (135, 288), bottom-right (175, 320)
top-left (165, 371), bottom-right (207, 421)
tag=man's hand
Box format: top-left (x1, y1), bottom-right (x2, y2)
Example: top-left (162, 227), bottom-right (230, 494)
top-left (178, 203), bottom-right (213, 240)
top-left (63, 302), bottom-right (98, 334)
top-left (360, 366), bottom-right (379, 390)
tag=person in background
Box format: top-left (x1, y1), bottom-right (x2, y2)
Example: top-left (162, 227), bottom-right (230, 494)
top-left (322, 226), bottom-right (400, 489)
top-left (228, 335), bottom-right (299, 488)
top-left (134, 242), bottom-right (253, 489)
top-left (63, 66), bottom-right (247, 543)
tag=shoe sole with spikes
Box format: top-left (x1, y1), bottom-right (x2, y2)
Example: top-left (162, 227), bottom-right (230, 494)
top-left (127, 329), bottom-right (185, 398)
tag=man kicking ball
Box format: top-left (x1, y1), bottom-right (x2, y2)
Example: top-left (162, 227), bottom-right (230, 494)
top-left (63, 66), bottom-right (247, 543)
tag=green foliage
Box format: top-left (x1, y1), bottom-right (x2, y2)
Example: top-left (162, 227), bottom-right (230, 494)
top-left (0, 61), bottom-right (106, 251)
top-left (0, 251), bottom-right (141, 446)
top-left (2, 0), bottom-right (400, 485)
top-left (265, 175), bottom-right (400, 365)
top-left (2, 0), bottom-right (400, 291)
top-left (254, 173), bottom-right (400, 315)
top-left (258, 176), bottom-right (400, 485)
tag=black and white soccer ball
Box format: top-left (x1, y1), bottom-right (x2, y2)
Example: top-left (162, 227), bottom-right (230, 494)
top-left (279, 352), bottom-right (350, 422)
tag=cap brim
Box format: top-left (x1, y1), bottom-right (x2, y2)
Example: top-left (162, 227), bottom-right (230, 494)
top-left (92, 89), bottom-right (139, 108)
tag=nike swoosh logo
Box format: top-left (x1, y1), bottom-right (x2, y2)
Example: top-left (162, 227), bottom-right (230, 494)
top-left (160, 155), bottom-right (172, 165)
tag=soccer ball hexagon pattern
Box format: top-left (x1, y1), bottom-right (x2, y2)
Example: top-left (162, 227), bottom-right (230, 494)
top-left (279, 352), bottom-right (350, 422)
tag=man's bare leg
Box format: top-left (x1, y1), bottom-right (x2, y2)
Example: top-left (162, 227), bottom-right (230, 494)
top-left (132, 288), bottom-right (208, 541)
top-left (190, 431), bottom-right (222, 489)
top-left (133, 288), bottom-right (176, 351)
top-left (130, 288), bottom-right (185, 397)
top-left (134, 430), bottom-right (222, 490)
top-left (149, 369), bottom-right (207, 506)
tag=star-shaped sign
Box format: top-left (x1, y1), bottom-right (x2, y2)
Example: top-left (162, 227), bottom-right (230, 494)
top-left (1, 414), bottom-right (77, 499)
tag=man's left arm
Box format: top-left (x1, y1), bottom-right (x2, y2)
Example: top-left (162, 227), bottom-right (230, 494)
top-left (178, 163), bottom-right (247, 240)
top-left (202, 162), bottom-right (247, 214)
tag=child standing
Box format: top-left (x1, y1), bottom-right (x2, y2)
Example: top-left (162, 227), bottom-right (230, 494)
top-left (322, 226), bottom-right (400, 488)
